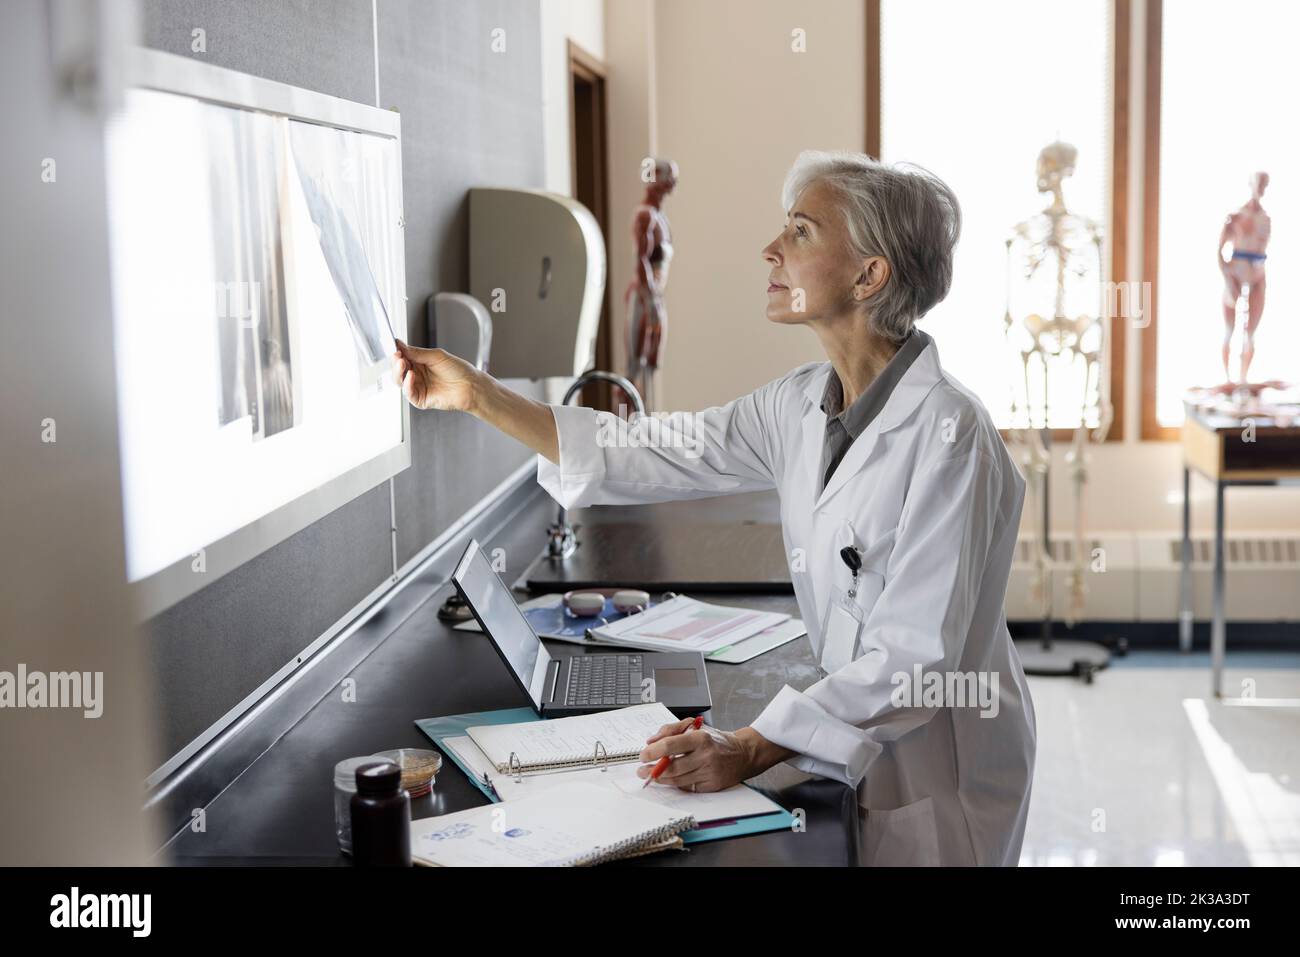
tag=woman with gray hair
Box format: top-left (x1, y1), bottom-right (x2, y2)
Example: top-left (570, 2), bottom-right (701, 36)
top-left (394, 150), bottom-right (1036, 866)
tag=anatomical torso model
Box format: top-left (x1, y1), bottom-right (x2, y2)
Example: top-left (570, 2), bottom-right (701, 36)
top-left (624, 159), bottom-right (677, 410)
top-left (1218, 172), bottom-right (1271, 384)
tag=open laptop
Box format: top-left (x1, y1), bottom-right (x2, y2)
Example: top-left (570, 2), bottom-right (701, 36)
top-left (451, 539), bottom-right (711, 718)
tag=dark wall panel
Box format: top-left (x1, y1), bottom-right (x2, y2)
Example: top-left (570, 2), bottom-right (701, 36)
top-left (142, 0), bottom-right (377, 104)
top-left (376, 0), bottom-right (547, 566)
top-left (137, 0), bottom-right (549, 764)
top-left (147, 485), bottom-right (393, 757)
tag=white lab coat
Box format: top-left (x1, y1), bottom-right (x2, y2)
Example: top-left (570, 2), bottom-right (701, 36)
top-left (536, 335), bottom-right (1036, 866)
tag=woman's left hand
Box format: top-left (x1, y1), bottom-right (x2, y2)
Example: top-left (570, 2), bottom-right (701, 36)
top-left (636, 720), bottom-right (757, 793)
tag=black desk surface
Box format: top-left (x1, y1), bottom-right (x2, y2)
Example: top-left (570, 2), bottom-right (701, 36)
top-left (523, 490), bottom-right (794, 593)
top-left (164, 490), bottom-right (857, 866)
top-left (523, 521), bottom-right (794, 593)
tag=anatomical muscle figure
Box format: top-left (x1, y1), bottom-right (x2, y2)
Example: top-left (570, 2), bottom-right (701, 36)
top-left (623, 158), bottom-right (677, 410)
top-left (1217, 171), bottom-right (1271, 384)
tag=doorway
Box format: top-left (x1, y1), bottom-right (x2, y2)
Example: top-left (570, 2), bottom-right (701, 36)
top-left (568, 40), bottom-right (616, 412)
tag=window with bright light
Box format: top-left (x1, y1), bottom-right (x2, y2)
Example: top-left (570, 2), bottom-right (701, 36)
top-left (881, 0), bottom-right (1113, 429)
top-left (1152, 0), bottom-right (1300, 429)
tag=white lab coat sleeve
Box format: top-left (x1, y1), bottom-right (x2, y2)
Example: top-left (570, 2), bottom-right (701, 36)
top-left (750, 447), bottom-right (1003, 787)
top-left (536, 384), bottom-right (782, 509)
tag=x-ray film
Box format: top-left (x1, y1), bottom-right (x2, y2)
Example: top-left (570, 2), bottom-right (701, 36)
top-left (289, 124), bottom-right (397, 365)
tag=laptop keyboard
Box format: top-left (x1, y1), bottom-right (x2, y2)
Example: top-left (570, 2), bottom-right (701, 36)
top-left (564, 654), bottom-right (643, 707)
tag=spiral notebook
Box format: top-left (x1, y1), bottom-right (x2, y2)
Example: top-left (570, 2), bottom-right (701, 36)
top-left (466, 702), bottom-right (677, 775)
top-left (411, 782), bottom-right (694, 867)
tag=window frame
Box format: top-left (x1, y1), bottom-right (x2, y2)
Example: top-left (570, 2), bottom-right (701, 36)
top-left (1139, 0), bottom-right (1176, 440)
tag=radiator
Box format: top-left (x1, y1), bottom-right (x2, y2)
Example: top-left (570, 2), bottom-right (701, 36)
top-left (1006, 533), bottom-right (1300, 622)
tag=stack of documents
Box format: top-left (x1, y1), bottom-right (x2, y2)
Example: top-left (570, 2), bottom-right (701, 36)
top-left (585, 596), bottom-right (788, 654)
top-left (455, 593), bottom-right (805, 663)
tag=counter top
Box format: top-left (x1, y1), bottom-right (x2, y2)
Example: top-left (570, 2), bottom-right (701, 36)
top-left (164, 488), bottom-right (857, 866)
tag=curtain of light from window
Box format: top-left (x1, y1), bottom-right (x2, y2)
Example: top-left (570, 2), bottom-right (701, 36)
top-left (881, 0), bottom-right (1112, 429)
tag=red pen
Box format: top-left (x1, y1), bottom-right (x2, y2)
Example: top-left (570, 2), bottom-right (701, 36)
top-left (641, 715), bottom-right (704, 788)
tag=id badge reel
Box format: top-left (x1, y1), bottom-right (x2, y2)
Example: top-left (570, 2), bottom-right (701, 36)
top-left (819, 545), bottom-right (868, 676)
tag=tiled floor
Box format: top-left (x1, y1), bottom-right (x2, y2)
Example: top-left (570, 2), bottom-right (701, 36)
top-left (1020, 651), bottom-right (1300, 866)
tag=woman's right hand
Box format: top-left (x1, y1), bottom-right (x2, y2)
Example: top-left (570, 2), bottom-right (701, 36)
top-left (392, 340), bottom-right (479, 413)
top-left (395, 339), bottom-right (559, 463)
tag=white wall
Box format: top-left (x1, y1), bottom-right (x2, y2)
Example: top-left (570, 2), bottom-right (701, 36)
top-left (650, 0), bottom-right (865, 407)
top-left (604, 0), bottom-right (658, 382)
top-left (602, 0), bottom-right (1300, 537)
top-left (539, 0), bottom-right (605, 196)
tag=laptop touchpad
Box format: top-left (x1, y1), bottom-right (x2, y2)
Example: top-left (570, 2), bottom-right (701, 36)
top-left (653, 668), bottom-right (699, 687)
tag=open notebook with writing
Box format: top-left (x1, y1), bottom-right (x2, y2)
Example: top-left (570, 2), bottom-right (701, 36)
top-left (417, 706), bottom-right (798, 845)
top-left (466, 702), bottom-right (676, 774)
top-left (411, 782), bottom-right (694, 867)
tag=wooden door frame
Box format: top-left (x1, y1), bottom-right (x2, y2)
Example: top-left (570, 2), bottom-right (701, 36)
top-left (567, 39), bottom-right (615, 411)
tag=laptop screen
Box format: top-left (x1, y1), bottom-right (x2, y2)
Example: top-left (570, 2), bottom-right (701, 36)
top-left (451, 540), bottom-right (551, 712)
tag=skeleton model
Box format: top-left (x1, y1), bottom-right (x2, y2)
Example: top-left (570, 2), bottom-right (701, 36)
top-left (1004, 141), bottom-right (1112, 627)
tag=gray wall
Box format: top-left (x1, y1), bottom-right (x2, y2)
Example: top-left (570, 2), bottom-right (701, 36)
top-left (140, 0), bottom-right (546, 764)
top-left (2, 0), bottom-right (160, 863)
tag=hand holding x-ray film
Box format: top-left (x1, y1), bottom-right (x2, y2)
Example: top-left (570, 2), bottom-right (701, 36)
top-left (392, 340), bottom-right (479, 413)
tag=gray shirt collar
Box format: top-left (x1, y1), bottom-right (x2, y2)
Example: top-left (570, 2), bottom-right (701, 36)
top-left (819, 328), bottom-right (930, 437)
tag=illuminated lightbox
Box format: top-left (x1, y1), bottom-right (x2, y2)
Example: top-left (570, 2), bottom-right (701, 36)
top-left (106, 50), bottom-right (409, 616)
